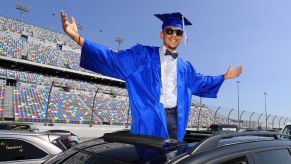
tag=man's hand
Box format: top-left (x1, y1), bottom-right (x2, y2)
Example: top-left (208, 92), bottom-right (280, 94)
top-left (224, 64), bottom-right (243, 80)
top-left (61, 10), bottom-right (84, 46)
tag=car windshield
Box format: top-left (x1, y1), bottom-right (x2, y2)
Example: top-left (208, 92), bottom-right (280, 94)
top-left (282, 125), bottom-right (291, 135)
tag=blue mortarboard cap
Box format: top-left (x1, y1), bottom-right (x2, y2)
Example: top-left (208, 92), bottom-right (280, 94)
top-left (155, 12), bottom-right (192, 45)
top-left (154, 12), bottom-right (192, 30)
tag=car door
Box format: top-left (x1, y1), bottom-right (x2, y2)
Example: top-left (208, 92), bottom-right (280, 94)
top-left (206, 153), bottom-right (254, 164)
top-left (0, 138), bottom-right (49, 163)
top-left (251, 148), bottom-right (291, 164)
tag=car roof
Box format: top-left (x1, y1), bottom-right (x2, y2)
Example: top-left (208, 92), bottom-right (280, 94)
top-left (188, 131), bottom-right (290, 153)
top-left (173, 139), bottom-right (291, 164)
top-left (103, 131), bottom-right (291, 156)
top-left (0, 130), bottom-right (63, 155)
top-left (0, 121), bottom-right (36, 125)
top-left (45, 129), bottom-right (76, 135)
top-left (0, 130), bottom-right (63, 141)
top-left (0, 130), bottom-right (43, 135)
top-left (44, 130), bottom-right (291, 164)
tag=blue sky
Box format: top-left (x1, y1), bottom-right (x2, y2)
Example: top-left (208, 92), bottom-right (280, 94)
top-left (1, 0), bottom-right (291, 120)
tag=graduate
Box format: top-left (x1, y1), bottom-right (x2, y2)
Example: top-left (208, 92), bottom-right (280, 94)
top-left (61, 11), bottom-right (243, 141)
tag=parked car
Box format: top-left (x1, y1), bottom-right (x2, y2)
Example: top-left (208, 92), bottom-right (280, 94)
top-left (43, 130), bottom-right (80, 148)
top-left (282, 123), bottom-right (291, 134)
top-left (0, 121), bottom-right (39, 132)
top-left (281, 123), bottom-right (291, 140)
top-left (207, 124), bottom-right (238, 132)
top-left (44, 130), bottom-right (291, 164)
top-left (0, 122), bottom-right (79, 149)
top-left (0, 130), bottom-right (63, 164)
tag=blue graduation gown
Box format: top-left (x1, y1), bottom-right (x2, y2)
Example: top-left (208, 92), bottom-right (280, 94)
top-left (80, 40), bottom-right (224, 141)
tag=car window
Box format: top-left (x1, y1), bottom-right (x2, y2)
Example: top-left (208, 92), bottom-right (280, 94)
top-left (219, 156), bottom-right (249, 164)
top-left (253, 149), bottom-right (291, 164)
top-left (0, 124), bottom-right (9, 130)
top-left (282, 125), bottom-right (291, 135)
top-left (0, 138), bottom-right (48, 162)
top-left (62, 152), bottom-right (116, 164)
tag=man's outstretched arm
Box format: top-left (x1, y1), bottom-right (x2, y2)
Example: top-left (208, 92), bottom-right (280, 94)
top-left (60, 11), bottom-right (143, 80)
top-left (187, 63), bottom-right (243, 98)
top-left (61, 10), bottom-right (84, 47)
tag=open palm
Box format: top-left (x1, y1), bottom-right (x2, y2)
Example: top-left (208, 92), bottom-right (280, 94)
top-left (61, 11), bottom-right (79, 38)
top-left (225, 65), bottom-right (243, 80)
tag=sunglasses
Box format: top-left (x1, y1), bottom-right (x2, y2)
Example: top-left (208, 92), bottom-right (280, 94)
top-left (164, 28), bottom-right (184, 37)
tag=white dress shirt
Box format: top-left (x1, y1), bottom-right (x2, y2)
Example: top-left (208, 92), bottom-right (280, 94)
top-left (159, 45), bottom-right (178, 108)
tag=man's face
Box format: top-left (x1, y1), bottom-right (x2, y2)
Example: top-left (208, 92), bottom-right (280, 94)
top-left (160, 26), bottom-right (183, 52)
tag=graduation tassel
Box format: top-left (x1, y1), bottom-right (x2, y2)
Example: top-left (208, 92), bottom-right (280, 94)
top-left (182, 16), bottom-right (188, 46)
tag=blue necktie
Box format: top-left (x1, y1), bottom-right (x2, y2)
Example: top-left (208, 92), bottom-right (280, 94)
top-left (165, 49), bottom-right (178, 59)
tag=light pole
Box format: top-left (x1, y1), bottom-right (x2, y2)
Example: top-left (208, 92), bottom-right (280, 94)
top-left (77, 23), bottom-right (84, 31)
top-left (115, 37), bottom-right (124, 51)
top-left (266, 114), bottom-right (271, 130)
top-left (44, 81), bottom-right (54, 126)
top-left (239, 110), bottom-right (245, 129)
top-left (279, 116), bottom-right (284, 129)
top-left (236, 81), bottom-right (240, 130)
top-left (98, 30), bottom-right (102, 43)
top-left (214, 106), bottom-right (221, 124)
top-left (50, 13), bottom-right (55, 30)
top-left (249, 112), bottom-right (255, 129)
top-left (89, 88), bottom-right (99, 127)
top-left (272, 115), bottom-right (277, 130)
top-left (264, 92), bottom-right (267, 130)
top-left (16, 2), bottom-right (31, 22)
top-left (197, 97), bottom-right (204, 130)
top-left (228, 108), bottom-right (234, 124)
top-left (258, 113), bottom-right (264, 130)
top-left (284, 117), bottom-right (289, 126)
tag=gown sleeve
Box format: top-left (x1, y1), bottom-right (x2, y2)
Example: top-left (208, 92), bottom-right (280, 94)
top-left (186, 62), bottom-right (225, 98)
top-left (80, 39), bottom-right (143, 80)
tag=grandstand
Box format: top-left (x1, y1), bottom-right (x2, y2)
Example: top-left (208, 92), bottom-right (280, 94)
top-left (0, 15), bottom-right (236, 128)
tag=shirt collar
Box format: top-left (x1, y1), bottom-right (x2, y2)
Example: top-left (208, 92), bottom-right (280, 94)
top-left (159, 45), bottom-right (177, 55)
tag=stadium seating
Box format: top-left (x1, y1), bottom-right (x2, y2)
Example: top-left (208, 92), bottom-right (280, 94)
top-left (0, 35), bottom-right (23, 58)
top-left (28, 42), bottom-right (64, 67)
top-left (188, 106), bottom-right (235, 127)
top-left (14, 86), bottom-right (44, 122)
top-left (0, 67), bottom-right (51, 87)
top-left (0, 16), bottom-right (33, 35)
top-left (61, 50), bottom-right (81, 70)
top-left (0, 66), bottom-right (128, 96)
top-left (0, 34), bottom-right (99, 75)
top-left (0, 22), bottom-right (117, 82)
top-left (12, 85), bottom-right (130, 124)
top-left (0, 16), bottom-right (79, 49)
top-left (0, 85), bottom-right (5, 118)
top-left (0, 67), bottom-right (6, 77)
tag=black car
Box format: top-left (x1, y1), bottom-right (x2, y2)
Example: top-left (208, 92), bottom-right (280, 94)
top-left (44, 130), bottom-right (81, 148)
top-left (0, 130), bottom-right (63, 164)
top-left (44, 130), bottom-right (291, 164)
